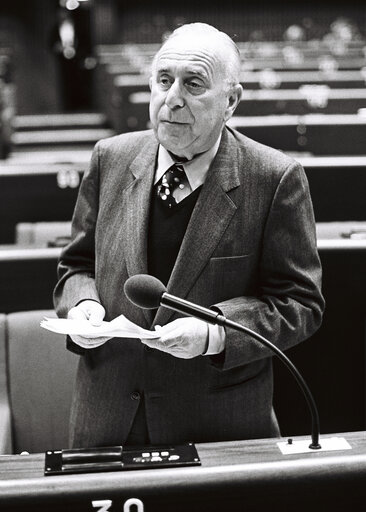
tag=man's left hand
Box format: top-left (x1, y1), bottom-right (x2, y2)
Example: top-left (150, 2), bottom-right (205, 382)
top-left (142, 317), bottom-right (208, 359)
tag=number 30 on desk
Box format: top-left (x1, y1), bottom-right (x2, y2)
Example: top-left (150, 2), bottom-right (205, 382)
top-left (92, 498), bottom-right (144, 511)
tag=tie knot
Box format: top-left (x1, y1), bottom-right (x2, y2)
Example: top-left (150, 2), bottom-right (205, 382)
top-left (162, 163), bottom-right (185, 186)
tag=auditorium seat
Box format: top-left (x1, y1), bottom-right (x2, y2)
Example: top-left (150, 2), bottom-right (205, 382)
top-left (11, 113), bottom-right (115, 151)
top-left (316, 221), bottom-right (366, 239)
top-left (0, 313), bottom-right (10, 453)
top-left (0, 310), bottom-right (78, 454)
top-left (15, 221), bottom-right (71, 247)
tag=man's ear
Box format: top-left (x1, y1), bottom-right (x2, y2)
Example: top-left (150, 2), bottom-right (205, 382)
top-left (224, 84), bottom-right (243, 121)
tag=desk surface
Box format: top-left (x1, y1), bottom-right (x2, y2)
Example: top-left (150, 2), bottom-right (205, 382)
top-left (0, 432), bottom-right (365, 511)
top-left (1, 235), bottom-right (366, 258)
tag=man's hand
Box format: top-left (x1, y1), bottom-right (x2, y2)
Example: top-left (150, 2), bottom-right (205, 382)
top-left (67, 300), bottom-right (111, 349)
top-left (142, 317), bottom-right (209, 359)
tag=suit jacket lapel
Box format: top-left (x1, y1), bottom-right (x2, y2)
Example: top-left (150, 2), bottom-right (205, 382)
top-left (153, 128), bottom-right (242, 326)
top-left (123, 135), bottom-right (158, 325)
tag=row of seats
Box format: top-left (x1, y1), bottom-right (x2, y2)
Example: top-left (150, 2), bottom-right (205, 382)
top-left (94, 39), bottom-right (366, 136)
top-left (96, 40), bottom-right (366, 73)
top-left (98, 74), bottom-right (366, 135)
top-left (9, 113), bottom-right (114, 152)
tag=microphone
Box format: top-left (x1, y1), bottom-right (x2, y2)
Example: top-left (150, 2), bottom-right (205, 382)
top-left (124, 274), bottom-right (322, 451)
top-left (124, 274), bottom-right (223, 324)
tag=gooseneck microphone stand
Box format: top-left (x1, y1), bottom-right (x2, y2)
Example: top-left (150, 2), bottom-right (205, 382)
top-left (221, 317), bottom-right (321, 449)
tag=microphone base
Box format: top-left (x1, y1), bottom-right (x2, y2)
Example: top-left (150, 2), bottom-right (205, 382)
top-left (277, 436), bottom-right (352, 455)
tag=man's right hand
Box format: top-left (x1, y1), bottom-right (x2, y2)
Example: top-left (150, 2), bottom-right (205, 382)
top-left (67, 300), bottom-right (111, 349)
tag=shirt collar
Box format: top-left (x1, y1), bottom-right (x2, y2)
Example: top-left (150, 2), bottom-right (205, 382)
top-left (154, 133), bottom-right (222, 191)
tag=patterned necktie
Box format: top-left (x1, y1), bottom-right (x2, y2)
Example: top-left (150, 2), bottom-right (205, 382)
top-left (156, 163), bottom-right (188, 208)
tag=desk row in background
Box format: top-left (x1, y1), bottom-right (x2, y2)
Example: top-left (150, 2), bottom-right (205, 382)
top-left (96, 39), bottom-right (366, 70)
top-left (95, 38), bottom-right (366, 135)
top-left (98, 69), bottom-right (366, 133)
top-left (102, 72), bottom-right (366, 134)
top-left (4, 220), bottom-right (366, 252)
top-left (1, 154), bottom-right (365, 244)
top-left (1, 228), bottom-right (364, 312)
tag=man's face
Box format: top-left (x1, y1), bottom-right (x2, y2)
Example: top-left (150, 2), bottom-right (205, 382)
top-left (149, 36), bottom-right (232, 159)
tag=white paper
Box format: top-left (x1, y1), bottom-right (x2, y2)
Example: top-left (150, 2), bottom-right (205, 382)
top-left (40, 314), bottom-right (159, 339)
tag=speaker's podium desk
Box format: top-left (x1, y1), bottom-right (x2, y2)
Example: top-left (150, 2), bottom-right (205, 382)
top-left (0, 431), bottom-right (365, 511)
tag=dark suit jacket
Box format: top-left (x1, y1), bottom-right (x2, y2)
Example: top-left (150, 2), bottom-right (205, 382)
top-left (54, 126), bottom-right (324, 448)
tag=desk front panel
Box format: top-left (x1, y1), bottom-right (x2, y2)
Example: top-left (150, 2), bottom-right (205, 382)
top-left (0, 432), bottom-right (365, 511)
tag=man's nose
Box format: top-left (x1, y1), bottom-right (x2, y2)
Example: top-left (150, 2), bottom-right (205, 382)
top-left (165, 81), bottom-right (185, 109)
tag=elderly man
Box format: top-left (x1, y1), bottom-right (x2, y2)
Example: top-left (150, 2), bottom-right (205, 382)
top-left (54, 23), bottom-right (324, 448)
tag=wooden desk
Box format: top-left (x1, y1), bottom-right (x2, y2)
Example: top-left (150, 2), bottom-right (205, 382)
top-left (0, 163), bottom-right (85, 244)
top-left (0, 237), bottom-right (365, 314)
top-left (240, 69), bottom-right (366, 89)
top-left (298, 156), bottom-right (366, 222)
top-left (11, 114), bottom-right (114, 151)
top-left (228, 114), bottom-right (366, 155)
top-left (0, 155), bottom-right (364, 246)
top-left (0, 432), bottom-right (365, 511)
top-left (237, 88), bottom-right (366, 116)
top-left (0, 248), bottom-right (60, 313)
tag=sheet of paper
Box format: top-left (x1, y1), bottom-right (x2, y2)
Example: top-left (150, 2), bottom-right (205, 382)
top-left (40, 314), bottom-right (159, 339)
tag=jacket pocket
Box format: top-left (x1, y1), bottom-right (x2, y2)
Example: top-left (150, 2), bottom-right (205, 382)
top-left (209, 359), bottom-right (266, 392)
top-left (207, 254), bottom-right (256, 303)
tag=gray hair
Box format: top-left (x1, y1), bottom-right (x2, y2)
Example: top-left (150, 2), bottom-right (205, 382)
top-left (152, 23), bottom-right (241, 90)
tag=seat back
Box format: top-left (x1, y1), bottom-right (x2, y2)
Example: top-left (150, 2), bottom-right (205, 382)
top-left (15, 221), bottom-right (72, 247)
top-left (0, 312), bottom-right (12, 453)
top-left (7, 310), bottom-right (79, 453)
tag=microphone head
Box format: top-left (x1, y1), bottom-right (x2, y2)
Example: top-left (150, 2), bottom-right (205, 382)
top-left (124, 274), bottom-right (166, 309)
